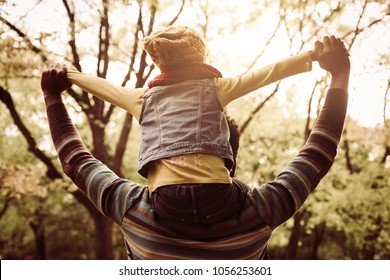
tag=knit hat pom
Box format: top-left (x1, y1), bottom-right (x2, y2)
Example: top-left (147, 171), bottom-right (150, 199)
top-left (143, 26), bottom-right (207, 72)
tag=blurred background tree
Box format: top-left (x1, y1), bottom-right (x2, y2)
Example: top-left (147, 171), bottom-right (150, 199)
top-left (0, 0), bottom-right (389, 259)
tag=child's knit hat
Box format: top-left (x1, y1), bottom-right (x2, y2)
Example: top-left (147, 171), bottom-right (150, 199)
top-left (143, 26), bottom-right (207, 72)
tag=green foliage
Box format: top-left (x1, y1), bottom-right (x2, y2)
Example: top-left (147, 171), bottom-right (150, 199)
top-left (0, 160), bottom-right (95, 259)
top-left (233, 92), bottom-right (390, 259)
top-left (0, 203), bottom-right (34, 259)
top-left (43, 190), bottom-right (96, 260)
top-left (0, 36), bottom-right (43, 80)
top-left (233, 95), bottom-right (306, 185)
top-left (327, 164), bottom-right (390, 259)
top-left (0, 188), bottom-right (97, 259)
top-left (267, 125), bottom-right (390, 259)
top-left (1, 0), bottom-right (389, 259)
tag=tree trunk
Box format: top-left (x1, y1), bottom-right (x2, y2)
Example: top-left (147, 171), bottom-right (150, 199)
top-left (310, 222), bottom-right (326, 260)
top-left (93, 214), bottom-right (114, 260)
top-left (0, 193), bottom-right (15, 220)
top-left (34, 225), bottom-right (46, 260)
top-left (362, 216), bottom-right (382, 260)
top-left (29, 212), bottom-right (46, 260)
top-left (113, 114), bottom-right (133, 176)
top-left (380, 146), bottom-right (390, 165)
top-left (72, 189), bottom-right (114, 259)
top-left (90, 122), bottom-right (108, 164)
top-left (287, 210), bottom-right (305, 259)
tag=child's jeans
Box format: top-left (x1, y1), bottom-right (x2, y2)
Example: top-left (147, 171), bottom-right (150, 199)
top-left (150, 183), bottom-right (247, 224)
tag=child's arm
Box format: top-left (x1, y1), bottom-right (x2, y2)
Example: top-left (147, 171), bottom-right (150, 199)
top-left (42, 65), bottom-right (146, 224)
top-left (250, 37), bottom-right (350, 229)
top-left (217, 52), bottom-right (313, 107)
top-left (67, 68), bottom-right (147, 120)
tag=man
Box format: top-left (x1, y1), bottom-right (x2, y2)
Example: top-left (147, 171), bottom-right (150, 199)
top-left (41, 36), bottom-right (349, 259)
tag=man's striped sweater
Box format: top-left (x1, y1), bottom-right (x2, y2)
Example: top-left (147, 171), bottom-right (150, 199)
top-left (47, 88), bottom-right (347, 259)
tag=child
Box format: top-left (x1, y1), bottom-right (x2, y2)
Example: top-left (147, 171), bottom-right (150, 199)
top-left (67, 25), bottom-right (318, 224)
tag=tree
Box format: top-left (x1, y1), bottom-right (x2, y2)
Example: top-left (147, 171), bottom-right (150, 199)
top-left (1, 0), bottom-right (186, 259)
top-left (1, 0), bottom-right (389, 259)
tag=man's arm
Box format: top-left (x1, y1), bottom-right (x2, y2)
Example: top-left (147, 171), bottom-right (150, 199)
top-left (42, 64), bottom-right (145, 224)
top-left (318, 36), bottom-right (350, 91)
top-left (249, 36), bottom-right (350, 229)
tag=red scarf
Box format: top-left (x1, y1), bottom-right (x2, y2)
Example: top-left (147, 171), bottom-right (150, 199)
top-left (148, 63), bottom-right (223, 88)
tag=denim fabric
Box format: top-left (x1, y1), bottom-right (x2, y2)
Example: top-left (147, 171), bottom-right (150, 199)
top-left (138, 79), bottom-right (234, 178)
top-left (151, 183), bottom-right (247, 224)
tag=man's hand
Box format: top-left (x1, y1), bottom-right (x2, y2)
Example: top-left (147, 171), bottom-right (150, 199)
top-left (315, 36), bottom-right (350, 91)
top-left (315, 36), bottom-right (350, 75)
top-left (41, 63), bottom-right (72, 106)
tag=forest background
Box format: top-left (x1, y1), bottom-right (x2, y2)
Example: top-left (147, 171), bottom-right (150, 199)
top-left (0, 0), bottom-right (389, 260)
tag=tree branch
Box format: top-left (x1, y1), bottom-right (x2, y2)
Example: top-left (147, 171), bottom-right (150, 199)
top-left (0, 86), bottom-right (62, 179)
top-left (384, 80), bottom-right (390, 126)
top-left (303, 81), bottom-right (320, 142)
top-left (97, 0), bottom-right (110, 79)
top-left (380, 80), bottom-right (390, 165)
top-left (345, 0), bottom-right (369, 48)
top-left (61, 0), bottom-right (92, 110)
top-left (103, 4), bottom-right (144, 124)
top-left (342, 3), bottom-right (390, 49)
top-left (0, 16), bottom-right (48, 62)
top-left (111, 0), bottom-right (159, 172)
top-left (113, 114), bottom-right (133, 176)
top-left (342, 135), bottom-right (359, 174)
top-left (120, 6), bottom-right (143, 88)
top-left (239, 82), bottom-right (281, 135)
top-left (62, 0), bottom-right (82, 72)
top-left (0, 192), bottom-right (15, 220)
top-left (135, 2), bottom-right (157, 87)
top-left (167, 0), bottom-right (186, 26)
top-left (92, 0), bottom-right (110, 121)
top-left (338, 0), bottom-right (390, 172)
top-left (244, 17), bottom-right (282, 72)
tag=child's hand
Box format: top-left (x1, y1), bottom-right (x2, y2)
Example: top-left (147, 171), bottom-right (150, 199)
top-left (309, 40), bottom-right (324, 61)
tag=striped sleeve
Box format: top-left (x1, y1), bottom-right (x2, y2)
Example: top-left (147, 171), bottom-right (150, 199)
top-left (249, 88), bottom-right (348, 229)
top-left (47, 103), bottom-right (144, 224)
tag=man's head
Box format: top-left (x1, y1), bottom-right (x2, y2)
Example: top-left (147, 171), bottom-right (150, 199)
top-left (143, 25), bottom-right (207, 72)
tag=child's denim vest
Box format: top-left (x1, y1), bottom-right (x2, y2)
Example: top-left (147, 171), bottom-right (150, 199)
top-left (138, 79), bottom-right (234, 178)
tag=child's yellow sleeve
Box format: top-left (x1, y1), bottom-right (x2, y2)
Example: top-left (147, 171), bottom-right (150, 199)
top-left (216, 52), bottom-right (312, 107)
top-left (67, 68), bottom-right (147, 120)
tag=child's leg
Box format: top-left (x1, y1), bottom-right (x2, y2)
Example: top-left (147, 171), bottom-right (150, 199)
top-left (151, 183), bottom-right (246, 224)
